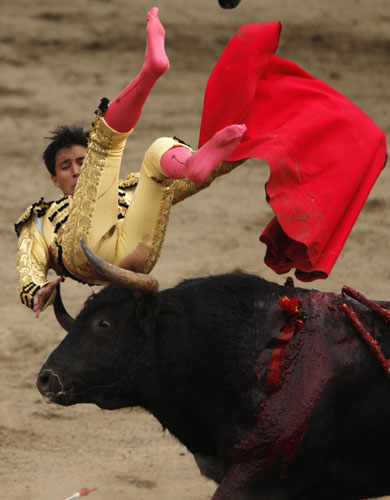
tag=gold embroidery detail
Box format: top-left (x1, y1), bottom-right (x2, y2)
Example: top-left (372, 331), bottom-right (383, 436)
top-left (143, 181), bottom-right (174, 274)
top-left (172, 161), bottom-right (241, 205)
top-left (120, 173), bottom-right (140, 189)
top-left (16, 221), bottom-right (49, 308)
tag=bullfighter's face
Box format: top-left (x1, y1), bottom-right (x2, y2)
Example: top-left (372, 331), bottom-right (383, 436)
top-left (51, 144), bottom-right (87, 196)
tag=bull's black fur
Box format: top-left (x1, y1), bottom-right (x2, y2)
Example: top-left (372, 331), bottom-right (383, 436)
top-left (37, 272), bottom-right (390, 500)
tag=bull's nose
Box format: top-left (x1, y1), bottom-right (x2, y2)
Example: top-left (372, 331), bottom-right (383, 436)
top-left (36, 368), bottom-right (64, 396)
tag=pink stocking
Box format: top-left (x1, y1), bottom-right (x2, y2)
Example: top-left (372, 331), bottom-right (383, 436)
top-left (104, 7), bottom-right (169, 133)
top-left (161, 124), bottom-right (247, 183)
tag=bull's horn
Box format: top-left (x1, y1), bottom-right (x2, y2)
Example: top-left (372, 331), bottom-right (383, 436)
top-left (54, 284), bottom-right (75, 332)
top-left (80, 239), bottom-right (159, 294)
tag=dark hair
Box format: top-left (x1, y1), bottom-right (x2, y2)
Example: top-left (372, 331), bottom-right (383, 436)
top-left (43, 125), bottom-right (89, 175)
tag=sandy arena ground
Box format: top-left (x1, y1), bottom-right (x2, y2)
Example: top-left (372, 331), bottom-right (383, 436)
top-left (0, 0), bottom-right (389, 498)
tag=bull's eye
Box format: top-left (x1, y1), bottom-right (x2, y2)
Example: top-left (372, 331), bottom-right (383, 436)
top-left (91, 316), bottom-right (117, 334)
top-left (98, 319), bottom-right (112, 329)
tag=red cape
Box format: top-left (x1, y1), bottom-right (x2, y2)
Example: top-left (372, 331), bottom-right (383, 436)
top-left (199, 22), bottom-right (387, 281)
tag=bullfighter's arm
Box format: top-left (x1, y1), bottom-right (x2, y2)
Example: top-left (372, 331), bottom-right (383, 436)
top-left (16, 217), bottom-right (56, 310)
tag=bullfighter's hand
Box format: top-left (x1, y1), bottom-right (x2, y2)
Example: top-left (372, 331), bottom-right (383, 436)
top-left (33, 276), bottom-right (62, 318)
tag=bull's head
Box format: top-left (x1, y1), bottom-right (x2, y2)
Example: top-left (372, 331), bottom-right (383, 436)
top-left (53, 239), bottom-right (159, 331)
top-left (37, 241), bottom-right (160, 409)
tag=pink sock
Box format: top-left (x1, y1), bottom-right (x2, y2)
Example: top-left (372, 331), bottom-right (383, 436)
top-left (104, 7), bottom-right (169, 133)
top-left (161, 124), bottom-right (247, 182)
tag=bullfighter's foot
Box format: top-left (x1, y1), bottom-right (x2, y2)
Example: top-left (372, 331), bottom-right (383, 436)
top-left (186, 124), bottom-right (246, 183)
top-left (103, 7), bottom-right (168, 133)
top-left (144, 7), bottom-right (170, 78)
top-left (160, 124), bottom-right (246, 181)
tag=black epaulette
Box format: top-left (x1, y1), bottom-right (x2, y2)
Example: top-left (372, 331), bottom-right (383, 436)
top-left (14, 197), bottom-right (55, 237)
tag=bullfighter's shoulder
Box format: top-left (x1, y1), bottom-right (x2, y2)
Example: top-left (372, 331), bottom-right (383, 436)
top-left (14, 196), bottom-right (68, 236)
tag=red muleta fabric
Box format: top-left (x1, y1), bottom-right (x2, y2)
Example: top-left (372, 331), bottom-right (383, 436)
top-left (198, 22), bottom-right (387, 282)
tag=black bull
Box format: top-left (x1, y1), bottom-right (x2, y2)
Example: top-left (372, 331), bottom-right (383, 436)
top-left (37, 273), bottom-right (390, 500)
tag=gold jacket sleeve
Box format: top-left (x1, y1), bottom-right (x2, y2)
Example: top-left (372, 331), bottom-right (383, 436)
top-left (16, 218), bottom-right (52, 309)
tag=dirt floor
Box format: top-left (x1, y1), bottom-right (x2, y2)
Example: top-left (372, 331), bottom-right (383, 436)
top-left (1, 0), bottom-right (389, 498)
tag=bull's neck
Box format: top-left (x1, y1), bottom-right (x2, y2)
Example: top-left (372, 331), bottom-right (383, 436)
top-left (135, 293), bottom-right (270, 457)
top-left (138, 344), bottom-right (221, 457)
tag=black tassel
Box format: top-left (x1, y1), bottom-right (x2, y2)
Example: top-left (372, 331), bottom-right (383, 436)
top-left (95, 97), bottom-right (110, 117)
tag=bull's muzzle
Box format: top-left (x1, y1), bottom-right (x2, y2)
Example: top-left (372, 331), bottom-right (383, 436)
top-left (36, 368), bottom-right (66, 402)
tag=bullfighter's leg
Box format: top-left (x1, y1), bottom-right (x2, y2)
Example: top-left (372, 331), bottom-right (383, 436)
top-left (104, 7), bottom-right (169, 133)
top-left (160, 124), bottom-right (247, 183)
top-left (116, 123), bottom-right (246, 274)
top-left (59, 8), bottom-right (169, 282)
top-left (59, 119), bottom-right (131, 283)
